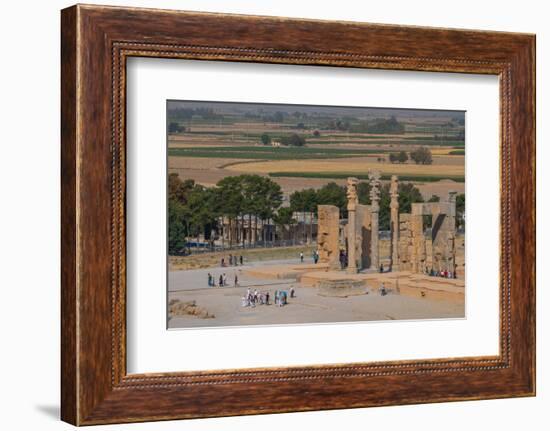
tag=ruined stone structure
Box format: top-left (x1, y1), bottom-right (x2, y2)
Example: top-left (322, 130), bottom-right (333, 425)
top-left (317, 205), bottom-right (341, 270)
top-left (316, 175), bottom-right (459, 276)
top-left (356, 204), bottom-right (372, 270)
top-left (398, 192), bottom-right (458, 273)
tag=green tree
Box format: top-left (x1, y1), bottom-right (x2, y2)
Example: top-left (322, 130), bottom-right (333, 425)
top-left (397, 182), bottom-right (424, 213)
top-left (357, 182), bottom-right (371, 205)
top-left (274, 111), bottom-right (284, 122)
top-left (256, 177), bottom-right (283, 244)
top-left (410, 147), bottom-right (433, 165)
top-left (168, 199), bottom-right (187, 254)
top-left (397, 150), bottom-right (408, 164)
top-left (316, 182), bottom-right (347, 214)
top-left (351, 116), bottom-right (405, 134)
top-left (290, 188), bottom-right (317, 243)
top-left (168, 173), bottom-right (194, 203)
top-left (260, 133), bottom-right (271, 145)
top-left (273, 206), bottom-right (295, 242)
top-left (168, 122), bottom-right (185, 134)
top-left (281, 133), bottom-right (306, 147)
top-left (240, 175), bottom-right (282, 246)
top-left (216, 176), bottom-right (245, 247)
top-left (377, 182), bottom-right (424, 230)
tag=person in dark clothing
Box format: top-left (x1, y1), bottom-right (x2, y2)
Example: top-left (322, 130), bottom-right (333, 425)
top-left (339, 250), bottom-right (346, 269)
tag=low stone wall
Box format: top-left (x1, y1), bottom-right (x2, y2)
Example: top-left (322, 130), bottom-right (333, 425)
top-left (317, 279), bottom-right (366, 297)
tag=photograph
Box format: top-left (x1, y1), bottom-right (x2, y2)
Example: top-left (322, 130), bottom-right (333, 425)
top-left (166, 100), bottom-right (466, 329)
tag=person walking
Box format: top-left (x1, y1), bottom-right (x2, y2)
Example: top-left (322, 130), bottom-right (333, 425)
top-left (234, 273), bottom-right (239, 287)
top-left (300, 252), bottom-right (304, 263)
top-left (219, 274), bottom-right (223, 287)
top-left (240, 255), bottom-right (243, 265)
top-left (207, 273), bottom-right (212, 287)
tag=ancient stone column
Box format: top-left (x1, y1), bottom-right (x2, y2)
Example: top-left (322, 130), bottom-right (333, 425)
top-left (448, 191), bottom-right (457, 274)
top-left (346, 177), bottom-right (359, 274)
top-left (368, 171), bottom-right (381, 271)
top-left (390, 175), bottom-right (400, 271)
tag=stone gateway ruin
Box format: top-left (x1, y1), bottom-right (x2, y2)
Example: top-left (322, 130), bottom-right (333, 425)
top-left (317, 205), bottom-right (341, 270)
top-left (316, 174), bottom-right (460, 276)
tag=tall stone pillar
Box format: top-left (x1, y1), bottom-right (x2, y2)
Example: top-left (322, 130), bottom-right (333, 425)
top-left (369, 171), bottom-right (381, 271)
top-left (448, 191), bottom-right (457, 274)
top-left (346, 177), bottom-right (359, 274)
top-left (390, 175), bottom-right (400, 271)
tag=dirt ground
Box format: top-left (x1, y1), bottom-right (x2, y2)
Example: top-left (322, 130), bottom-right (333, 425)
top-left (168, 258), bottom-right (464, 329)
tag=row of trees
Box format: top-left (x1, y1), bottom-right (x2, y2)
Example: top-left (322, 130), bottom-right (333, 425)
top-left (168, 122), bottom-right (186, 134)
top-left (168, 107), bottom-right (222, 121)
top-left (168, 172), bottom-right (464, 255)
top-left (288, 182), bottom-right (465, 241)
top-left (410, 147), bottom-right (433, 164)
top-left (360, 116), bottom-right (405, 134)
top-left (260, 133), bottom-right (307, 147)
top-left (168, 174), bottom-right (283, 254)
top-left (388, 147), bottom-right (433, 165)
top-left (322, 116), bottom-right (406, 134)
top-left (389, 151), bottom-right (409, 164)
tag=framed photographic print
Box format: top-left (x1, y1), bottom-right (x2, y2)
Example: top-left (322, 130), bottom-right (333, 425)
top-left (61, 4), bottom-right (535, 425)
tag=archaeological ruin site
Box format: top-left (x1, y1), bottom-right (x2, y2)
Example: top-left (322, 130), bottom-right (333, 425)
top-left (242, 173), bottom-right (464, 304)
top-left (167, 102), bottom-right (466, 328)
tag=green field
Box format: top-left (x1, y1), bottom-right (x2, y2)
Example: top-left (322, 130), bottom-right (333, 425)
top-left (168, 146), bottom-right (383, 160)
top-left (268, 171), bottom-right (465, 183)
top-left (173, 130), bottom-right (464, 147)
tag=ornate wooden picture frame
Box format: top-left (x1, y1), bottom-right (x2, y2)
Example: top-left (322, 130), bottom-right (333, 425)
top-left (61, 4), bottom-right (535, 425)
